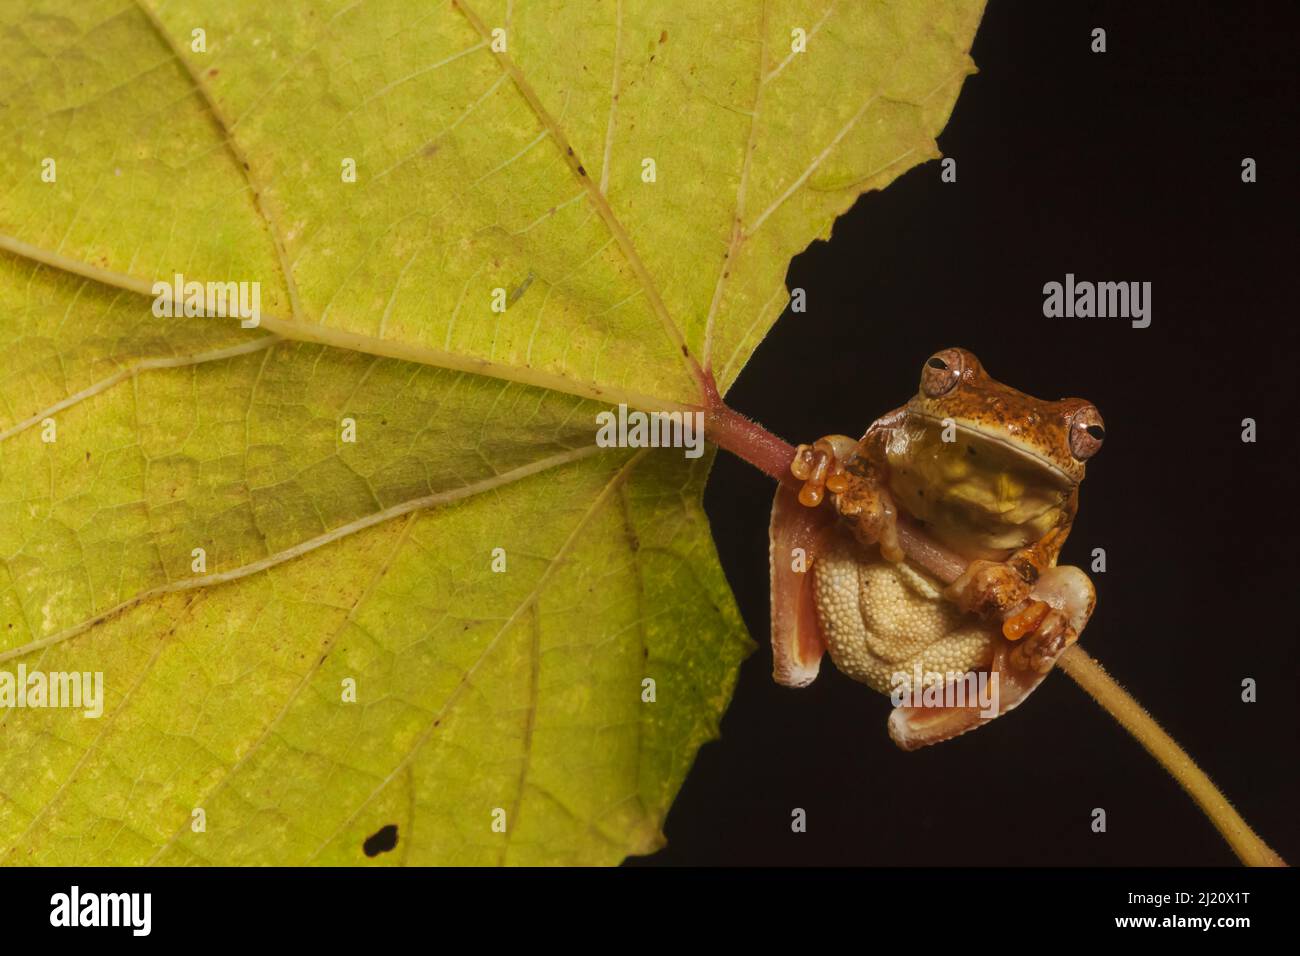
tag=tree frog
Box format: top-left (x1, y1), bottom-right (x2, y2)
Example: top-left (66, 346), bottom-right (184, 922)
top-left (769, 348), bottom-right (1105, 748)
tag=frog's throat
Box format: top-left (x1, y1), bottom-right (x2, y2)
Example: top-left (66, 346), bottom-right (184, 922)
top-left (910, 411), bottom-right (1075, 486)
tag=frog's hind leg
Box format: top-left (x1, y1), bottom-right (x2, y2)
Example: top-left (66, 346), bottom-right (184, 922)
top-left (886, 668), bottom-right (1002, 751)
top-left (888, 640), bottom-right (1061, 750)
top-left (888, 566), bottom-right (1096, 750)
top-left (769, 482), bottom-right (840, 687)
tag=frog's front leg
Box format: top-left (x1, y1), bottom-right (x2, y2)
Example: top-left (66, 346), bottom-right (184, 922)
top-left (945, 510), bottom-right (1070, 611)
top-left (945, 521), bottom-right (1081, 673)
top-left (1007, 564), bottom-right (1095, 673)
top-left (790, 429), bottom-right (904, 563)
top-left (1007, 605), bottom-right (1076, 672)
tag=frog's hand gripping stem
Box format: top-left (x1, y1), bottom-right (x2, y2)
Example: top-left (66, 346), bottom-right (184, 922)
top-left (768, 482), bottom-right (835, 687)
top-left (888, 565), bottom-right (1096, 750)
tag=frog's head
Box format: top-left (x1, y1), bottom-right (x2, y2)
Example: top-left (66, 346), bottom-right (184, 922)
top-left (889, 348), bottom-right (1105, 557)
top-left (906, 347), bottom-right (1104, 481)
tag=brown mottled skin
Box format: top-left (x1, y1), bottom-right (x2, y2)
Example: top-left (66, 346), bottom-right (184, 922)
top-left (903, 351), bottom-right (1097, 483)
top-left (791, 347), bottom-right (1105, 672)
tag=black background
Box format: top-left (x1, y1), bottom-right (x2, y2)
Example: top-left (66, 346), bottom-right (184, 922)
top-left (638, 0), bottom-right (1299, 866)
top-left (0, 3), bottom-right (1294, 941)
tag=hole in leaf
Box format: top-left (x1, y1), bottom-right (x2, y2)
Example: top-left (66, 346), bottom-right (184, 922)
top-left (363, 824), bottom-right (399, 857)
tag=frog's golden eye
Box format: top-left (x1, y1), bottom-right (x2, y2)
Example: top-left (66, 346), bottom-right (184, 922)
top-left (920, 348), bottom-right (964, 397)
top-left (1068, 405), bottom-right (1106, 460)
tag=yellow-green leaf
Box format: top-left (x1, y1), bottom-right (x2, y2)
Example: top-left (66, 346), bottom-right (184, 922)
top-left (0, 0), bottom-right (984, 864)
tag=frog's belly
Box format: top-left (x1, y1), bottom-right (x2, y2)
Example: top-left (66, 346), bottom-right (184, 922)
top-left (811, 536), bottom-right (996, 694)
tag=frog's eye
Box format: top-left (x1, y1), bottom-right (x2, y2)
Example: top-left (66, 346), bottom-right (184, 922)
top-left (1068, 405), bottom-right (1106, 460)
top-left (920, 348), bottom-right (964, 397)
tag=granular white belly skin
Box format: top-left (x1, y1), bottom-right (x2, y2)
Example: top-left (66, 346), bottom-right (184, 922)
top-left (812, 536), bottom-right (996, 694)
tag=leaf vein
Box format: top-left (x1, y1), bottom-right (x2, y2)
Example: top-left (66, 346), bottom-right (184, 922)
top-left (0, 445), bottom-right (605, 667)
top-left (451, 0), bottom-right (706, 397)
top-left (130, 0), bottom-right (304, 322)
top-left (303, 448), bottom-right (646, 863)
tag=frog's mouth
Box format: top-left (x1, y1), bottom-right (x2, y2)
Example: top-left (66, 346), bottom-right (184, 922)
top-left (910, 412), bottom-right (1074, 484)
